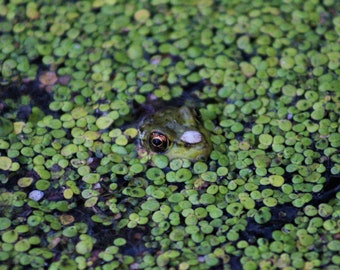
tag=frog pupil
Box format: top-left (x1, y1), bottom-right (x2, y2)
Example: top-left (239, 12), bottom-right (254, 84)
top-left (153, 138), bottom-right (162, 146)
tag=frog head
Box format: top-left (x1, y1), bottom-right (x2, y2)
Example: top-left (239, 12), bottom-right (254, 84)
top-left (138, 106), bottom-right (212, 161)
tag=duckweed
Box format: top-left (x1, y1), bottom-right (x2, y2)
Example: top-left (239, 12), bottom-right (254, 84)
top-left (0, 218), bottom-right (11, 230)
top-left (0, 0), bottom-right (339, 269)
top-left (0, 156), bottom-right (12, 170)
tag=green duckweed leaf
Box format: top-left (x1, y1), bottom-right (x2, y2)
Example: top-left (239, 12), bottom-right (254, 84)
top-left (327, 240), bottom-right (340, 251)
top-left (254, 207), bottom-right (272, 224)
top-left (269, 175), bottom-right (284, 187)
top-left (35, 179), bottom-right (50, 190)
top-left (115, 134), bottom-right (128, 146)
top-left (193, 162), bottom-right (208, 174)
top-left (14, 239), bottom-right (31, 252)
top-left (201, 171), bottom-right (217, 182)
top-left (207, 205), bottom-right (223, 218)
top-left (0, 218), bottom-right (11, 230)
top-left (82, 173), bottom-right (100, 184)
top-left (152, 154), bottom-right (169, 169)
top-left (84, 195), bottom-right (98, 207)
top-left (27, 215), bottom-right (43, 227)
top-left (0, 156), bottom-right (12, 170)
top-left (2, 230), bottom-right (18, 243)
top-left (146, 168), bottom-right (165, 182)
top-left (0, 139), bottom-right (10, 149)
top-left (169, 228), bottom-right (186, 242)
top-left (96, 116), bottom-right (114, 129)
top-left (226, 202), bottom-right (243, 217)
top-left (76, 239), bottom-right (94, 255)
top-left (113, 238), bottom-right (127, 247)
top-left (63, 226), bottom-right (78, 238)
top-left (61, 144), bottom-right (79, 156)
top-left (122, 187), bottom-right (146, 198)
top-left (0, 117), bottom-right (13, 137)
top-left (318, 203), bottom-right (333, 217)
top-left (141, 199), bottom-right (160, 211)
top-left (112, 164), bottom-right (128, 175)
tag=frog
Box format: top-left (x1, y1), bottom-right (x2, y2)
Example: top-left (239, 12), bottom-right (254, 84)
top-left (138, 106), bottom-right (212, 161)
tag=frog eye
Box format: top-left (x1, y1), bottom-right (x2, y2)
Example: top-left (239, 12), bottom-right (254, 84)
top-left (149, 132), bottom-right (169, 152)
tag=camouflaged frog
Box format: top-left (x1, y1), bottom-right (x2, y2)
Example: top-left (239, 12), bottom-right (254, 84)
top-left (138, 106), bottom-right (212, 161)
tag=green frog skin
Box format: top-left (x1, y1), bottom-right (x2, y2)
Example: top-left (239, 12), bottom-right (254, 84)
top-left (138, 106), bottom-right (212, 161)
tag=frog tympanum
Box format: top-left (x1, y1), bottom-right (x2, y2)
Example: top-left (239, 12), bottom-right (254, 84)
top-left (138, 106), bottom-right (212, 161)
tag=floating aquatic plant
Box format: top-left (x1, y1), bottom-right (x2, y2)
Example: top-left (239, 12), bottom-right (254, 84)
top-left (0, 0), bottom-right (339, 269)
